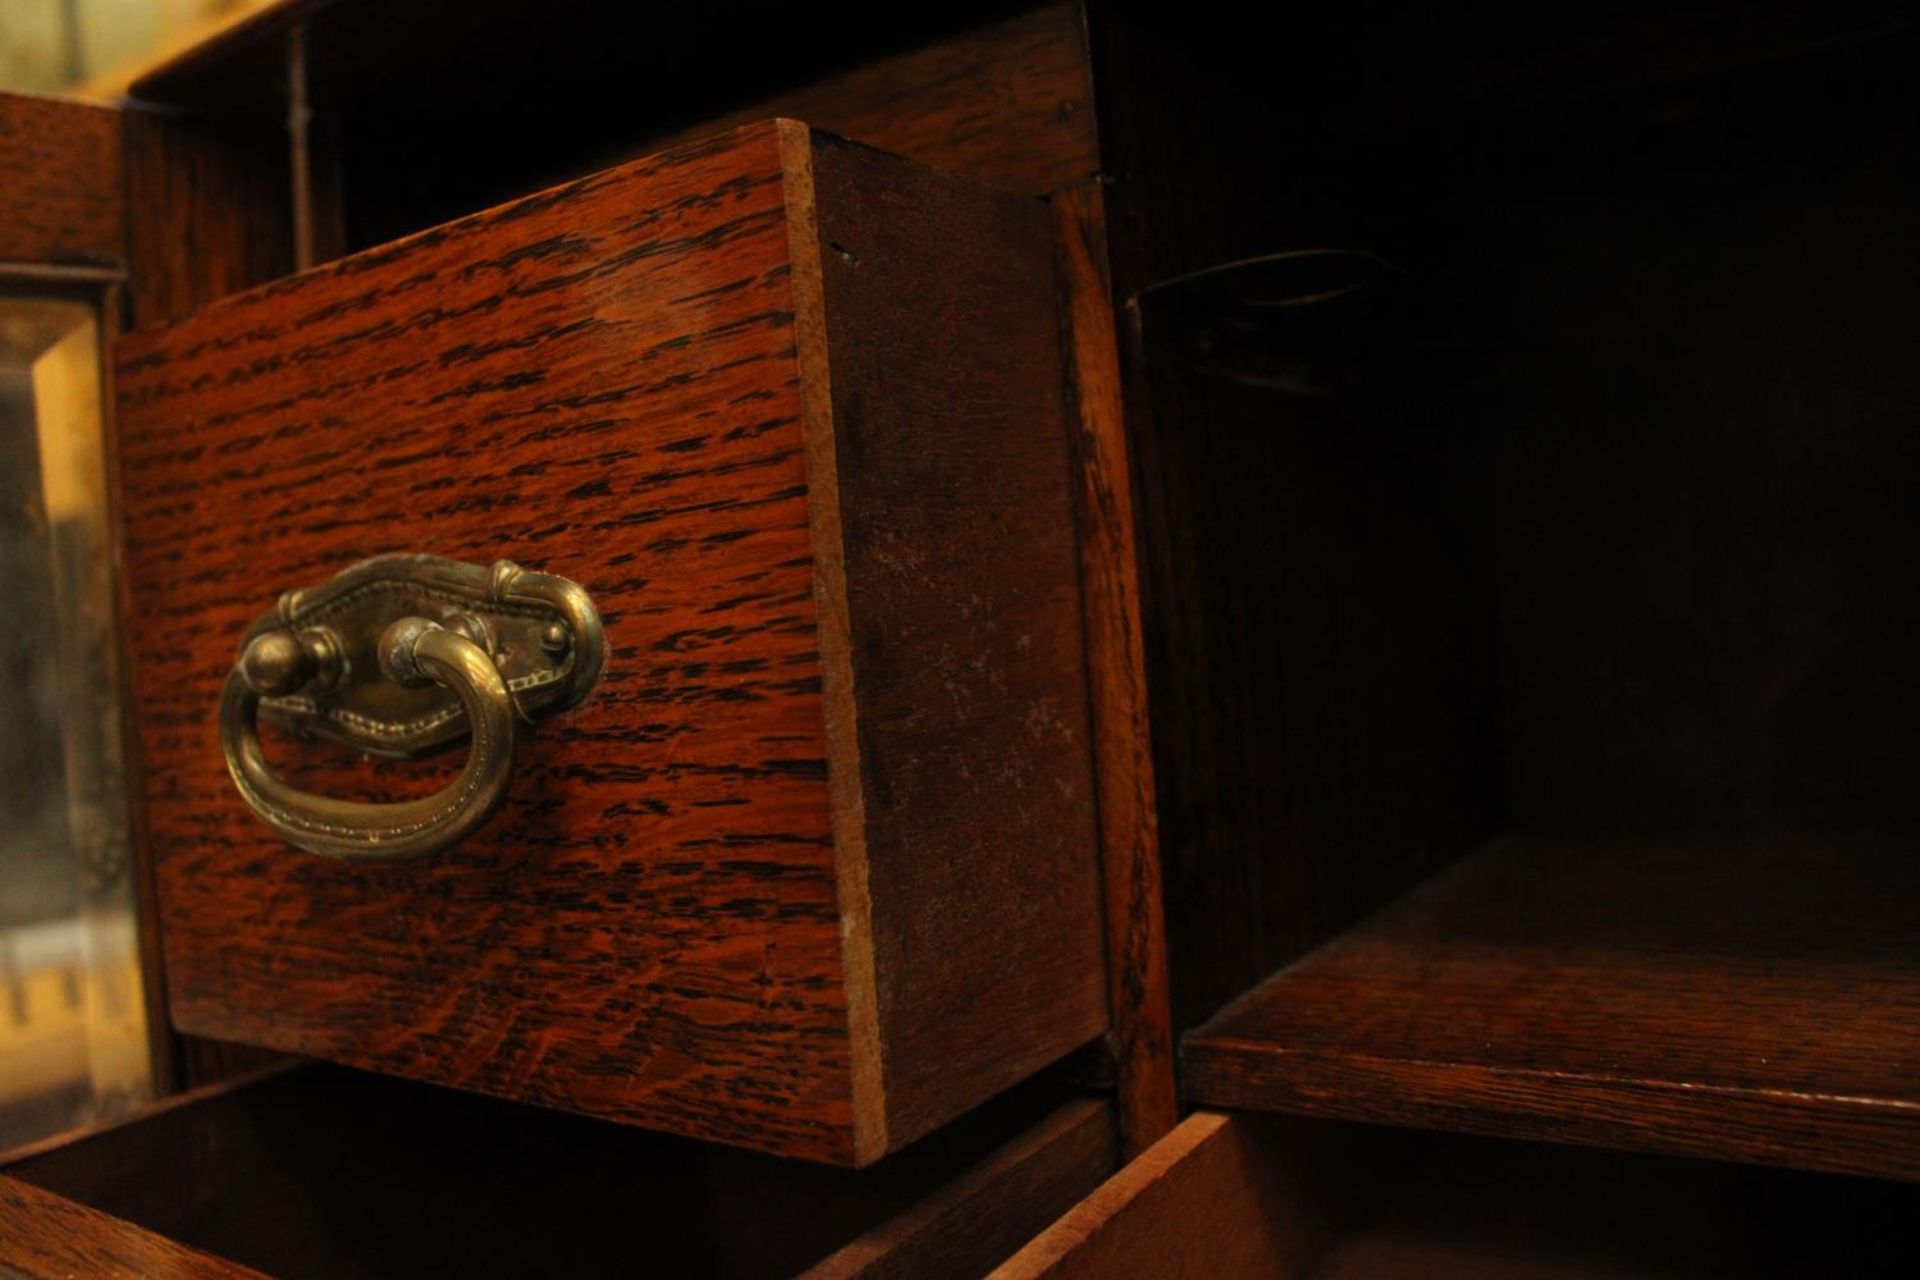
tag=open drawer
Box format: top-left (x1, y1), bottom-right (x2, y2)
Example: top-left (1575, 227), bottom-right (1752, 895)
top-left (108, 118), bottom-right (1105, 1166)
top-left (992, 1111), bottom-right (1920, 1278)
top-left (0, 1064), bottom-right (1118, 1279)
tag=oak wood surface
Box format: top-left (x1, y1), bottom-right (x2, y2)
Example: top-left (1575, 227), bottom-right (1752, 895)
top-left (0, 92), bottom-right (124, 268)
top-left (1184, 833), bottom-right (1920, 1180)
top-left (590, 4), bottom-right (1097, 200)
top-left (990, 1111), bottom-right (1326, 1280)
top-left (803, 135), bottom-right (1105, 1152)
top-left (1051, 181), bottom-right (1177, 1158)
top-left (119, 100), bottom-right (307, 1089)
top-left (119, 118), bottom-right (854, 1161)
top-left (131, 4), bottom-right (1096, 255)
top-left (112, 120), bottom-right (1098, 1164)
top-left (122, 107), bottom-right (296, 327)
top-left (0, 1176), bottom-right (265, 1280)
top-left (998, 1112), bottom-right (1919, 1280)
top-left (799, 1098), bottom-right (1117, 1280)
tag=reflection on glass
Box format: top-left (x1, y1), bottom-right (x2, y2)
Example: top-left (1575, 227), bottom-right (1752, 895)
top-left (0, 290), bottom-right (152, 1151)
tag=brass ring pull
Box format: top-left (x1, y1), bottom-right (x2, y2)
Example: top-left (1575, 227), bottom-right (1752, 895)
top-left (217, 556), bottom-right (605, 862)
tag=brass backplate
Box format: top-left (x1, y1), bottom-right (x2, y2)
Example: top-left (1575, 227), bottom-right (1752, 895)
top-left (240, 554), bottom-right (602, 758)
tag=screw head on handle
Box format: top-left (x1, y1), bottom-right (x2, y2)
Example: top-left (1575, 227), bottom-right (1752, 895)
top-left (378, 617), bottom-right (445, 687)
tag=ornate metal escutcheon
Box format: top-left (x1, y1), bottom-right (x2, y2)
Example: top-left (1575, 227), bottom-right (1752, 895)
top-left (218, 555), bottom-right (605, 861)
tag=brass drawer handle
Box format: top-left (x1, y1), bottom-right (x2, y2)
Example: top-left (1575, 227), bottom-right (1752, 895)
top-left (217, 556), bottom-right (605, 861)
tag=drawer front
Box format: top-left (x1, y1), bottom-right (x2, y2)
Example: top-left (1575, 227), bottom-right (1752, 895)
top-left (990, 1113), bottom-right (1315, 1280)
top-left (114, 120), bottom-right (1104, 1164)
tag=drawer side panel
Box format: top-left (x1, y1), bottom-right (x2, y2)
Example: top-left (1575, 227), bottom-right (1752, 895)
top-left (805, 133), bottom-right (1109, 1149)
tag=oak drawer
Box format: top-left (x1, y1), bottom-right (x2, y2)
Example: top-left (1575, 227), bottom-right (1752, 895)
top-left (113, 119), bottom-right (1104, 1166)
top-left (0, 1066), bottom-right (1115, 1279)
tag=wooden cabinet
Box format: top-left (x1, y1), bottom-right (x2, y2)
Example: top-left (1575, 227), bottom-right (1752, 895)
top-left (5, 1), bottom-right (1916, 1274)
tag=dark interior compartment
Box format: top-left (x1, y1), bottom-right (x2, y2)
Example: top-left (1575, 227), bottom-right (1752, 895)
top-left (1, 1064), bottom-right (1091, 1280)
top-left (1099, 11), bottom-right (1920, 1177)
top-left (1266, 1116), bottom-right (1918, 1278)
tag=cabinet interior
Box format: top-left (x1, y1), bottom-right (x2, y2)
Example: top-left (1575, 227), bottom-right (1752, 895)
top-left (1116, 14), bottom-right (1920, 1178)
top-left (1248, 1116), bottom-right (1916, 1279)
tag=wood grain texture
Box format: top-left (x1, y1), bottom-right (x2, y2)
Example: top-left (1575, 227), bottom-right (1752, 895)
top-left (119, 119), bottom-right (853, 1160)
top-left (119, 101), bottom-right (303, 1089)
top-left (0, 92), bottom-right (124, 267)
top-left (113, 120), bottom-right (1098, 1164)
top-left (595, 3), bottom-right (1098, 198)
top-left (1184, 834), bottom-right (1920, 1180)
top-left (801, 1098), bottom-right (1117, 1280)
top-left (803, 135), bottom-right (1106, 1151)
top-left (1051, 181), bottom-right (1176, 1158)
top-left (131, 3), bottom-right (1097, 253)
top-left (990, 1111), bottom-right (1329, 1280)
top-left (122, 107), bottom-right (296, 327)
top-left (1000, 1112), bottom-right (1920, 1280)
top-left (0, 1177), bottom-right (264, 1280)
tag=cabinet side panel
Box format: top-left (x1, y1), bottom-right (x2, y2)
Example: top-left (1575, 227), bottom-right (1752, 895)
top-left (809, 134), bottom-right (1108, 1150)
top-left (113, 124), bottom-right (859, 1162)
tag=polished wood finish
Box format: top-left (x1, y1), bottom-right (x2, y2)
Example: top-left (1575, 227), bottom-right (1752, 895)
top-left (593, 4), bottom-right (1097, 199)
top-left (0, 92), bottom-right (124, 268)
top-left (1002, 1112), bottom-right (1920, 1279)
top-left (112, 120), bottom-right (1098, 1165)
top-left (121, 107), bottom-right (296, 327)
top-left (119, 100), bottom-right (304, 1090)
top-left (1051, 181), bottom-right (1177, 1157)
top-left (991, 1112), bottom-right (1329, 1280)
top-left (800, 1098), bottom-right (1117, 1280)
top-left (1185, 834), bottom-right (1920, 1180)
top-left (0, 1176), bottom-right (265, 1280)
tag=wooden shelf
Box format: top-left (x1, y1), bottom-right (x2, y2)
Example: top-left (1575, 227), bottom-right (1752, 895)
top-left (1182, 833), bottom-right (1920, 1180)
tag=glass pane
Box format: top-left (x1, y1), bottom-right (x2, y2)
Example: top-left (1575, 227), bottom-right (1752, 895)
top-left (0, 290), bottom-right (153, 1151)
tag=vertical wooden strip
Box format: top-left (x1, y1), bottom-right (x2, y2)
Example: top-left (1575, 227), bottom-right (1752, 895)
top-left (800, 1099), bottom-right (1119, 1280)
top-left (780, 120), bottom-right (890, 1166)
top-left (0, 92), bottom-right (123, 266)
top-left (119, 103), bottom-right (296, 1092)
top-left (121, 107), bottom-right (293, 327)
top-left (1052, 181), bottom-right (1178, 1157)
top-left (807, 133), bottom-right (1107, 1152)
